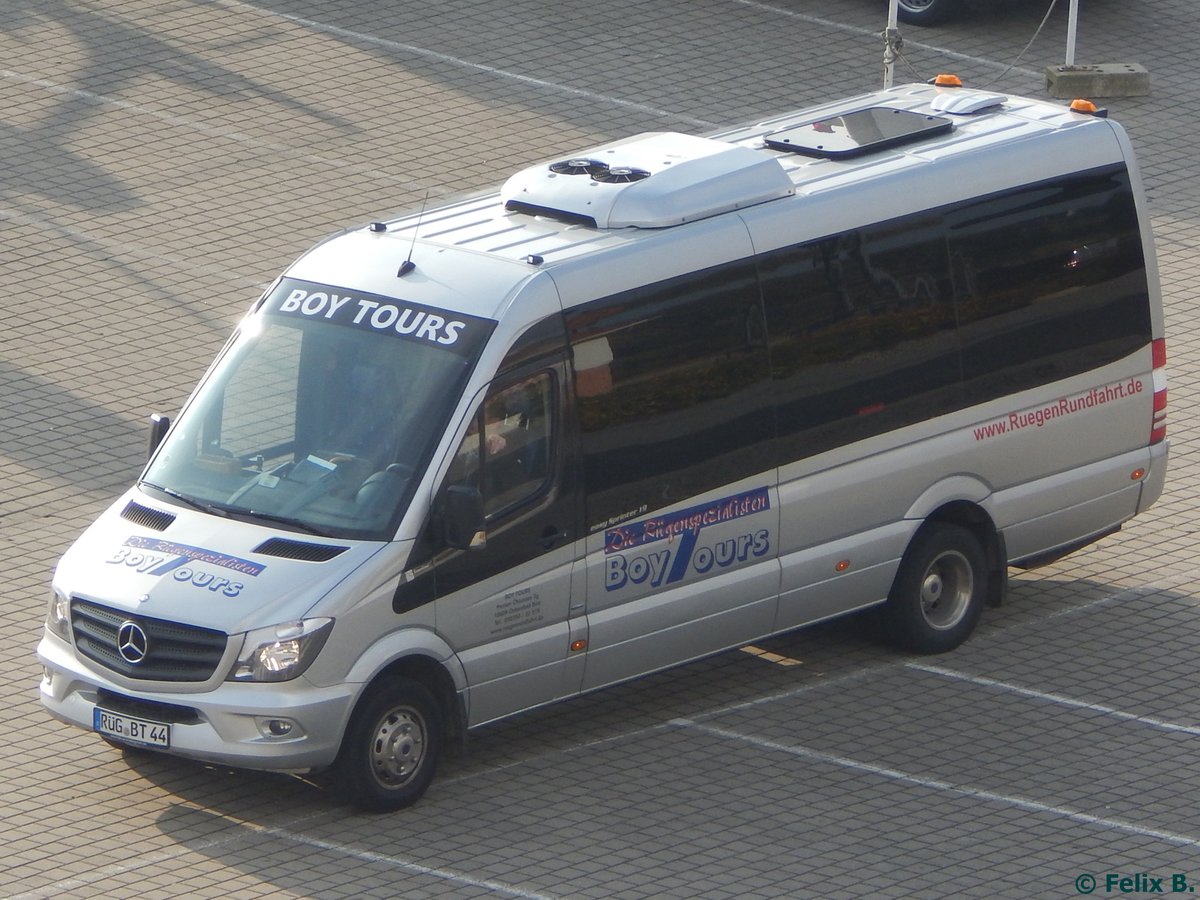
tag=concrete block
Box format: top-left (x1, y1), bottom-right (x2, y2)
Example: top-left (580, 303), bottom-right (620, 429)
top-left (1045, 62), bottom-right (1150, 98)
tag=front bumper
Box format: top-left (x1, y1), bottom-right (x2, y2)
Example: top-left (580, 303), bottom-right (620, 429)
top-left (37, 632), bottom-right (359, 772)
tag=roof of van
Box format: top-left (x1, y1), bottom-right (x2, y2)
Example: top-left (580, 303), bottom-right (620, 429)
top-left (285, 82), bottom-right (1126, 315)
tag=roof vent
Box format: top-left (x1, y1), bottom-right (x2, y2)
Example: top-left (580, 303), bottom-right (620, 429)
top-left (501, 132), bottom-right (794, 229)
top-left (549, 158), bottom-right (610, 176)
top-left (930, 90), bottom-right (1007, 115)
top-left (591, 166), bottom-right (650, 184)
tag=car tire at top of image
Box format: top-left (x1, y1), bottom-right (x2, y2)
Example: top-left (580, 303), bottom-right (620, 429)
top-left (896, 0), bottom-right (961, 26)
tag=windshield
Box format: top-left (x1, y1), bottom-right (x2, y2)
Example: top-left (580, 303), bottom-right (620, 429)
top-left (143, 278), bottom-right (495, 540)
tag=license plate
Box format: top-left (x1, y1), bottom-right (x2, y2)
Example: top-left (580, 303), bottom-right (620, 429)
top-left (93, 707), bottom-right (171, 748)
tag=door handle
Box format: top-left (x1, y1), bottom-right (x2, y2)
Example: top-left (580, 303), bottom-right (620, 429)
top-left (538, 525), bottom-right (568, 549)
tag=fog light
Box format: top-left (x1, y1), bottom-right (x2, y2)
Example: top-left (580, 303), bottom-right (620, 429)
top-left (256, 717), bottom-right (301, 739)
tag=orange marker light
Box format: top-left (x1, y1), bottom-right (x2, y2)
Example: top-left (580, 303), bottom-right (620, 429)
top-left (933, 73), bottom-right (963, 87)
top-left (570, 639), bottom-right (588, 652)
top-left (835, 560), bottom-right (851, 573)
top-left (1131, 468), bottom-right (1146, 481)
top-left (1070, 99), bottom-right (1099, 114)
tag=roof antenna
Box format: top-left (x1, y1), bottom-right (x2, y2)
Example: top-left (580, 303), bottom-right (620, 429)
top-left (398, 190), bottom-right (430, 277)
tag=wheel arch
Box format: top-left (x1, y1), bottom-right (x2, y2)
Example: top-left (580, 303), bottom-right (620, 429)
top-left (372, 654), bottom-right (466, 749)
top-left (914, 499), bottom-right (1007, 608)
top-left (343, 630), bottom-right (468, 751)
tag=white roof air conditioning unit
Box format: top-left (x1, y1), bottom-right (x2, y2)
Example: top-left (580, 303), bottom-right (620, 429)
top-left (500, 132), bottom-right (794, 229)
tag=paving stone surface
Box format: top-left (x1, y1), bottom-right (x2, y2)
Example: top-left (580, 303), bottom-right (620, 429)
top-left (3, 1), bottom-right (1199, 897)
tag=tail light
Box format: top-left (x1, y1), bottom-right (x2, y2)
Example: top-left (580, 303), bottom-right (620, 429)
top-left (1150, 338), bottom-right (1167, 444)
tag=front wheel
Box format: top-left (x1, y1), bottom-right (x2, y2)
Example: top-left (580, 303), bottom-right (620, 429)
top-left (897, 0), bottom-right (961, 26)
top-left (334, 676), bottom-right (442, 812)
top-left (880, 523), bottom-right (987, 653)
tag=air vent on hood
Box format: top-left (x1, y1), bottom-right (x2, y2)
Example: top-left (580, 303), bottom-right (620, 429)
top-left (253, 537), bottom-right (349, 562)
top-left (121, 500), bottom-right (175, 532)
top-left (501, 132), bottom-right (794, 229)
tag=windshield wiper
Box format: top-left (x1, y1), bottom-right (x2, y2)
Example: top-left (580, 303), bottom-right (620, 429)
top-left (142, 482), bottom-right (333, 537)
top-left (141, 482), bottom-right (232, 518)
top-left (244, 510), bottom-right (334, 537)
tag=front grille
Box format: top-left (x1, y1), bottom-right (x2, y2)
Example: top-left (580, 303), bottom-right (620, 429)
top-left (96, 688), bottom-right (202, 724)
top-left (71, 599), bottom-right (228, 682)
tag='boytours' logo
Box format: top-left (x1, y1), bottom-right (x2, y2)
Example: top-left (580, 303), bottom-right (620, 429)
top-left (603, 487), bottom-right (771, 591)
top-left (107, 537), bottom-right (265, 598)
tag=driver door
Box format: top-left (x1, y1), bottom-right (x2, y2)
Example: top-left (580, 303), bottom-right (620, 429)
top-left (429, 356), bottom-right (586, 727)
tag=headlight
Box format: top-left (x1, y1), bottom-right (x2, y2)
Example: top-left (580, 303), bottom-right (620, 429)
top-left (46, 589), bottom-right (71, 641)
top-left (227, 618), bottom-right (333, 683)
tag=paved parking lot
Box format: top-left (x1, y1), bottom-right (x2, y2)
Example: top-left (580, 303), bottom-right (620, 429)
top-left (3, 0), bottom-right (1199, 897)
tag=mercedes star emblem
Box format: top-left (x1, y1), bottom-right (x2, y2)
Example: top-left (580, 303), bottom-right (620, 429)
top-left (116, 621), bottom-right (149, 665)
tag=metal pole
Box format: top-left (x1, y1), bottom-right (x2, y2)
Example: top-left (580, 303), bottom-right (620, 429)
top-left (1065, 0), bottom-right (1079, 66)
top-left (884, 0), bottom-right (900, 88)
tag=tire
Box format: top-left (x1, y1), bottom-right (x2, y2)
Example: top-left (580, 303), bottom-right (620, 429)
top-left (881, 522), bottom-right (987, 653)
top-left (334, 676), bottom-right (442, 812)
top-left (897, 0), bottom-right (960, 26)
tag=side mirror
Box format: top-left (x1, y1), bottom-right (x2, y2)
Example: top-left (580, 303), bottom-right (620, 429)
top-left (439, 484), bottom-right (486, 551)
top-left (147, 413), bottom-right (171, 459)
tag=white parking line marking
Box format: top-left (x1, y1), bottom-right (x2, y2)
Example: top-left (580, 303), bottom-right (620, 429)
top-left (680, 719), bottom-right (1200, 849)
top-left (254, 824), bottom-right (562, 900)
top-left (5, 811), bottom-right (325, 900)
top-left (10, 809), bottom-right (561, 900)
top-left (443, 669), bottom-right (881, 786)
top-left (218, 0), bottom-right (719, 129)
top-left (907, 662), bottom-right (1200, 736)
top-left (0, 201), bottom-right (269, 292)
top-left (728, 0), bottom-right (1044, 80)
top-left (0, 69), bottom-right (434, 191)
top-left (446, 578), bottom-right (1200, 787)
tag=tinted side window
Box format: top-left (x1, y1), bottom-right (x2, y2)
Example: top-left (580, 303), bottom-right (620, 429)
top-left (398, 319), bottom-right (575, 604)
top-left (947, 165), bottom-right (1151, 403)
top-left (448, 372), bottom-right (556, 519)
top-left (566, 260), bottom-right (774, 527)
top-left (760, 213), bottom-right (961, 464)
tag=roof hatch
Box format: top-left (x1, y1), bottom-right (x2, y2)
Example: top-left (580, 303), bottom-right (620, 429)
top-left (764, 107), bottom-right (954, 159)
top-left (500, 132), bottom-right (794, 229)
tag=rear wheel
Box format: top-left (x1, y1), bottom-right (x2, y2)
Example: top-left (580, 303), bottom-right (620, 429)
top-left (881, 523), bottom-right (987, 653)
top-left (897, 0), bottom-right (961, 26)
top-left (334, 676), bottom-right (442, 812)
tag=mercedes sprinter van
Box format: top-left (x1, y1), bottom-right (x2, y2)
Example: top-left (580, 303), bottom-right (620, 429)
top-left (38, 81), bottom-right (1168, 811)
